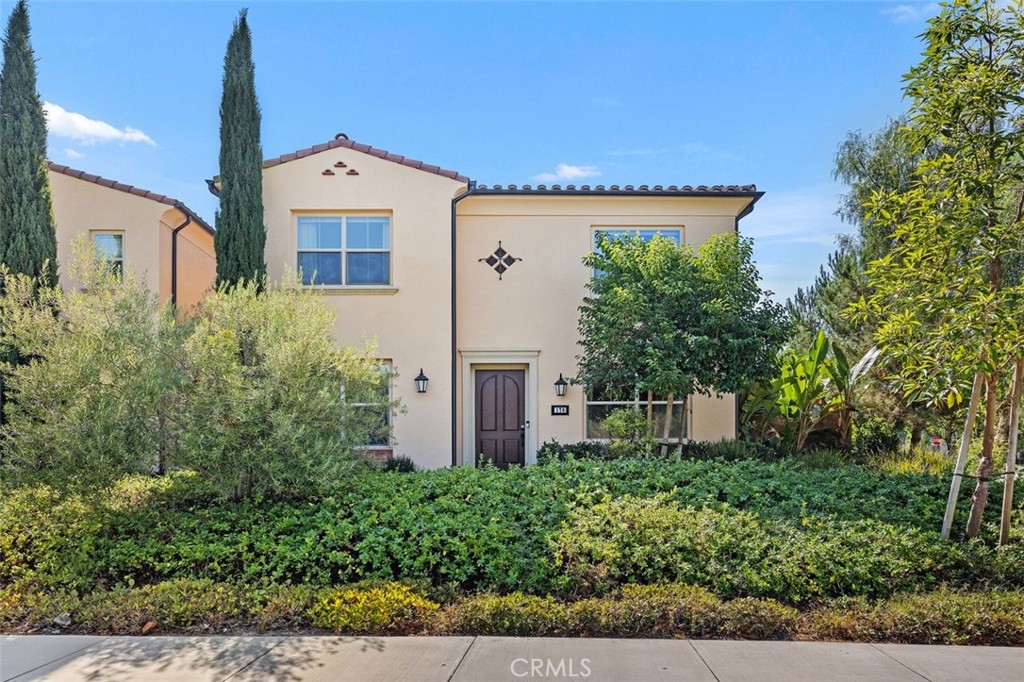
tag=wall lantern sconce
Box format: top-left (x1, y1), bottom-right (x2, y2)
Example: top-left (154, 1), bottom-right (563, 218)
top-left (414, 369), bottom-right (429, 394)
top-left (554, 373), bottom-right (569, 397)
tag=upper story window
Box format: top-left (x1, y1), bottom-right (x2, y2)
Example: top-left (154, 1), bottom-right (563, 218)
top-left (591, 228), bottom-right (682, 277)
top-left (593, 228), bottom-right (682, 249)
top-left (91, 231), bottom-right (124, 278)
top-left (297, 215), bottom-right (391, 286)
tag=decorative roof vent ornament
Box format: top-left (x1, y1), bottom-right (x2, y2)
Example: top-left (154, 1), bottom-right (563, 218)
top-left (479, 241), bottom-right (522, 280)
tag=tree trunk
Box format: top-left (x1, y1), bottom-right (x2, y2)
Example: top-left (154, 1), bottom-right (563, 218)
top-left (966, 370), bottom-right (999, 538)
top-left (660, 394), bottom-right (674, 457)
top-left (910, 424), bottom-right (923, 450)
top-left (942, 371), bottom-right (983, 540)
top-left (999, 358), bottom-right (1023, 546)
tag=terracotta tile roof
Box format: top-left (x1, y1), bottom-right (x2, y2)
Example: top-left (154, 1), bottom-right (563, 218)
top-left (262, 134), bottom-right (470, 183)
top-left (472, 183), bottom-right (760, 196)
top-left (48, 162), bottom-right (214, 234)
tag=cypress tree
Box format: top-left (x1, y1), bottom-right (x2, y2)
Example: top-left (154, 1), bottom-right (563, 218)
top-left (215, 8), bottom-right (266, 288)
top-left (0, 0), bottom-right (57, 283)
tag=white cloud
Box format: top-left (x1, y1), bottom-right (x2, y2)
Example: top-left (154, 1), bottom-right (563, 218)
top-left (532, 163), bottom-right (601, 183)
top-left (43, 102), bottom-right (155, 146)
top-left (883, 3), bottom-right (939, 24)
top-left (63, 148), bottom-right (84, 160)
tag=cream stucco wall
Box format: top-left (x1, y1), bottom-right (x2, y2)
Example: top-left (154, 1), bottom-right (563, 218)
top-left (262, 149), bottom-right (466, 470)
top-left (49, 170), bottom-right (215, 309)
top-left (50, 171), bottom-right (165, 295)
top-left (455, 194), bottom-right (752, 465)
top-left (161, 218), bottom-right (216, 313)
top-left (260, 145), bottom-right (757, 469)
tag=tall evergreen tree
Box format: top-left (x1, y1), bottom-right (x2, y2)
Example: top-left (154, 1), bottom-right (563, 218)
top-left (215, 9), bottom-right (265, 288)
top-left (0, 0), bottom-right (56, 283)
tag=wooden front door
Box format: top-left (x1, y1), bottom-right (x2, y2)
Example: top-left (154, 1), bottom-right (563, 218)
top-left (475, 369), bottom-right (526, 468)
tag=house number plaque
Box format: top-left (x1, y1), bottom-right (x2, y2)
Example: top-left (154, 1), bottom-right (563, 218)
top-left (551, 405), bottom-right (570, 416)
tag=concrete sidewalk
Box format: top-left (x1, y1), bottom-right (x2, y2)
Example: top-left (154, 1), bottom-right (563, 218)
top-left (2, 635), bottom-right (1022, 681)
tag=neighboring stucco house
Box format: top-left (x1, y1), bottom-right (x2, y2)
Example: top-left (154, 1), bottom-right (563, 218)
top-left (48, 162), bottom-right (215, 311)
top-left (224, 135), bottom-right (762, 470)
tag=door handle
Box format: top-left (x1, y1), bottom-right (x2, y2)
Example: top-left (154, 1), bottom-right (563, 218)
top-left (520, 421), bottom-right (530, 430)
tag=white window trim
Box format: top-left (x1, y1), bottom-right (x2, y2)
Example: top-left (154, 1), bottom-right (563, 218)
top-left (296, 214), bottom-right (392, 287)
top-left (460, 350), bottom-right (539, 467)
top-left (90, 230), bottom-right (125, 277)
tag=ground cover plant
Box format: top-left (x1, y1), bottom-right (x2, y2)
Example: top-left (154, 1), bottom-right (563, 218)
top-left (3, 457), bottom-right (1023, 608)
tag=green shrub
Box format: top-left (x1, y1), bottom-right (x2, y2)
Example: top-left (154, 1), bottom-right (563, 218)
top-left (0, 579), bottom-right (249, 634)
top-left (252, 584), bottom-right (320, 631)
top-left (571, 584), bottom-right (798, 639)
top-left (603, 408), bottom-right (657, 458)
top-left (550, 493), bottom-right (976, 604)
top-left (0, 580), bottom-right (82, 631)
top-left (435, 585), bottom-right (796, 639)
top-left (308, 583), bottom-right (438, 634)
top-left (795, 447), bottom-right (853, 469)
top-left (438, 593), bottom-right (569, 636)
top-left (851, 417), bottom-right (901, 459)
top-left (870, 447), bottom-right (954, 476)
top-left (805, 589), bottom-right (1024, 645)
top-left (0, 250), bottom-right (390, 500)
top-left (675, 439), bottom-right (779, 462)
top-left (381, 456), bottom-right (418, 473)
top-left (177, 278), bottom-right (388, 500)
top-left (537, 440), bottom-right (610, 463)
top-left (3, 458), bottom-right (1019, 600)
top-left (77, 580), bottom-right (249, 634)
top-left (0, 247), bottom-right (185, 488)
top-left (0, 486), bottom-right (99, 590)
top-left (538, 438), bottom-right (776, 463)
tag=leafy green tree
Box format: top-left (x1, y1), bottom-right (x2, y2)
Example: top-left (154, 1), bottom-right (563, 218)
top-left (577, 232), bottom-right (788, 438)
top-left (857, 0), bottom-right (1024, 538)
top-left (0, 240), bottom-right (185, 489)
top-left (1, 247), bottom-right (388, 499)
top-left (215, 9), bottom-right (266, 288)
top-left (0, 0), bottom-right (56, 282)
top-left (178, 277), bottom-right (388, 500)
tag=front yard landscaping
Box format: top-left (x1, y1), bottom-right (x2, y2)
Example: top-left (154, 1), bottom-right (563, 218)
top-left (3, 453), bottom-right (1024, 643)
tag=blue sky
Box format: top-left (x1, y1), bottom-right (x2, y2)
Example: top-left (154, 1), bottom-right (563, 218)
top-left (22, 1), bottom-right (937, 300)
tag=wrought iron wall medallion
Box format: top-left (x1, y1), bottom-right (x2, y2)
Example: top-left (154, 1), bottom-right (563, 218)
top-left (479, 241), bottom-right (522, 280)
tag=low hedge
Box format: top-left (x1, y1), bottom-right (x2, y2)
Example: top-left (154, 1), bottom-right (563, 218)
top-left (309, 583), bottom-right (438, 634)
top-left (805, 590), bottom-right (1024, 646)
top-left (437, 585), bottom-right (799, 639)
top-left (2, 459), bottom-right (1021, 602)
top-left (550, 493), bottom-right (987, 603)
top-left (5, 580), bottom-right (1024, 645)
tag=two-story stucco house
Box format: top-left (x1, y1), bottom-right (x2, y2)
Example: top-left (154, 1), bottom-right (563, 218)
top-left (228, 135), bottom-right (762, 470)
top-left (48, 162), bottom-right (216, 310)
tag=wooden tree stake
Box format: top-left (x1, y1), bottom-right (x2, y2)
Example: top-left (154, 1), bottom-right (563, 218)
top-left (941, 371), bottom-right (983, 540)
top-left (999, 358), bottom-right (1023, 546)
